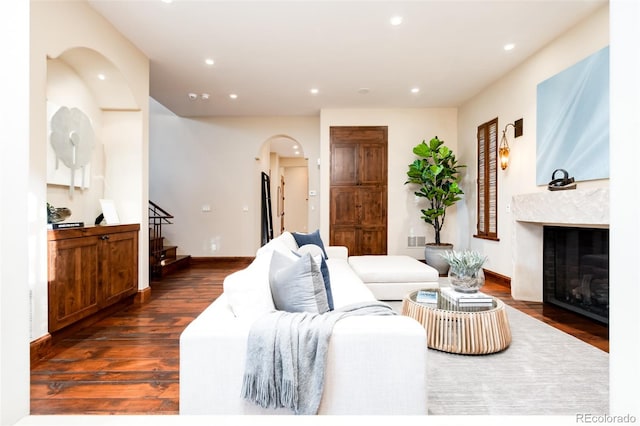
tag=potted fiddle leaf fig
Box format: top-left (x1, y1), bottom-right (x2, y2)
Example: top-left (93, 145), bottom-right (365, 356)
top-left (405, 136), bottom-right (465, 275)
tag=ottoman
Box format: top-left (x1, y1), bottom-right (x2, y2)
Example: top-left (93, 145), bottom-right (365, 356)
top-left (348, 255), bottom-right (440, 300)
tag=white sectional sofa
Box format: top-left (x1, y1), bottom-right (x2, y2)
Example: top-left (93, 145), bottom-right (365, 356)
top-left (180, 232), bottom-right (428, 415)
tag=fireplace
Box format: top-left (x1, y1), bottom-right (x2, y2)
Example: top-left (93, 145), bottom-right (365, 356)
top-left (510, 187), bottom-right (609, 305)
top-left (543, 226), bottom-right (609, 324)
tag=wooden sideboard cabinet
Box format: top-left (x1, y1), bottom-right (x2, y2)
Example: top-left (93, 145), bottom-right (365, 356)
top-left (47, 223), bottom-right (140, 332)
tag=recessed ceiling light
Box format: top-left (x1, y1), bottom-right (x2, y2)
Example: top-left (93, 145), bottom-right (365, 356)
top-left (229, 93), bottom-right (238, 99)
top-left (390, 16), bottom-right (403, 26)
top-left (205, 58), bottom-right (214, 66)
top-left (310, 88), bottom-right (319, 95)
top-left (504, 43), bottom-right (515, 51)
top-left (201, 93), bottom-right (210, 100)
top-left (97, 73), bottom-right (106, 81)
top-left (411, 87), bottom-right (420, 94)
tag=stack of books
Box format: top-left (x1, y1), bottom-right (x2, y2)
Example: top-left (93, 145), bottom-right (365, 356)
top-left (441, 287), bottom-right (493, 307)
top-left (415, 289), bottom-right (438, 306)
top-left (47, 221), bottom-right (84, 230)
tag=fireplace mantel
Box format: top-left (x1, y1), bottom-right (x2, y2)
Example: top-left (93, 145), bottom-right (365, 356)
top-left (512, 187), bottom-right (609, 227)
top-left (510, 187), bottom-right (609, 301)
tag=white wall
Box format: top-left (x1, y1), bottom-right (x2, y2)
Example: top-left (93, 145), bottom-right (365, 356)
top-left (0, 1), bottom-right (30, 424)
top-left (610, 0), bottom-right (640, 414)
top-left (149, 98), bottom-right (320, 256)
top-left (457, 5), bottom-right (610, 277)
top-left (319, 108), bottom-right (458, 257)
top-left (102, 111), bottom-right (146, 223)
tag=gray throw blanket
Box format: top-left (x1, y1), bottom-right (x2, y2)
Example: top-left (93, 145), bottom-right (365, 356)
top-left (241, 301), bottom-right (397, 414)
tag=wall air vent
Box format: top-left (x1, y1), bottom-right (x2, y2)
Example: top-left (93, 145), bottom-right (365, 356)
top-left (408, 236), bottom-right (426, 247)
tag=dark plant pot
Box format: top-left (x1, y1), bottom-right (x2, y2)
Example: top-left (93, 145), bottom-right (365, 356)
top-left (424, 243), bottom-right (453, 276)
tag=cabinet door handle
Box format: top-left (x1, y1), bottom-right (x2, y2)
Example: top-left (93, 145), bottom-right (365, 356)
top-left (100, 235), bottom-right (110, 240)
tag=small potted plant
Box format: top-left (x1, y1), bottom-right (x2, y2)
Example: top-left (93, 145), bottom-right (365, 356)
top-left (405, 136), bottom-right (465, 274)
top-left (441, 250), bottom-right (488, 293)
top-left (47, 202), bottom-right (71, 224)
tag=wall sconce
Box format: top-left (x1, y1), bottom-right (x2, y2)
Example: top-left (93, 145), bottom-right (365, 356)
top-left (499, 118), bottom-right (523, 170)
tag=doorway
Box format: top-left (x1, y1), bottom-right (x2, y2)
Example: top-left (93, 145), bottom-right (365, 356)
top-left (281, 164), bottom-right (308, 233)
top-left (259, 135), bottom-right (309, 241)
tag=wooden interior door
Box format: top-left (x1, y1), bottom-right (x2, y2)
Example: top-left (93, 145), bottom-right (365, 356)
top-left (329, 126), bottom-right (387, 255)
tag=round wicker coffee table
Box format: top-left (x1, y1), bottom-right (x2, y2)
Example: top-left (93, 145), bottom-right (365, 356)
top-left (401, 289), bottom-right (511, 355)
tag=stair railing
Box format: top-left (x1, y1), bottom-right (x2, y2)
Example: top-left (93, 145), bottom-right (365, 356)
top-left (149, 200), bottom-right (174, 278)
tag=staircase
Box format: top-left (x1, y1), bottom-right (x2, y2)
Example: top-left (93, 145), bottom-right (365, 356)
top-left (149, 201), bottom-right (191, 279)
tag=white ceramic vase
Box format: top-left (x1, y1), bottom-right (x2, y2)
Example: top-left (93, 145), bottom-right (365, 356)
top-left (424, 244), bottom-right (453, 276)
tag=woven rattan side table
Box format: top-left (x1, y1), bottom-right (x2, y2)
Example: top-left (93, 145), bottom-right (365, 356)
top-left (401, 289), bottom-right (511, 355)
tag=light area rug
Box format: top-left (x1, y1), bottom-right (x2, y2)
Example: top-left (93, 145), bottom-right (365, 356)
top-left (389, 302), bottom-right (609, 416)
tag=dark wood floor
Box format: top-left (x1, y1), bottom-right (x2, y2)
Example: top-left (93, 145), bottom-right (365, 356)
top-left (30, 260), bottom-right (608, 415)
top-left (481, 279), bottom-right (609, 352)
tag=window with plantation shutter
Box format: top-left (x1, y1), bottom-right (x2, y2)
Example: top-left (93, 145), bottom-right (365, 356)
top-left (475, 118), bottom-right (499, 240)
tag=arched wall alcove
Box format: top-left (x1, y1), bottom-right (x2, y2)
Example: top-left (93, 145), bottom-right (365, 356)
top-left (32, 43), bottom-right (147, 343)
top-left (257, 134), bottom-right (309, 242)
top-left (46, 46), bottom-right (140, 224)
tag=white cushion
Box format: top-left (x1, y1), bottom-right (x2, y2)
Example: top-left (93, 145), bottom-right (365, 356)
top-left (325, 258), bottom-right (376, 307)
top-left (296, 243), bottom-right (324, 258)
top-left (223, 252), bottom-right (276, 320)
top-left (227, 235), bottom-right (305, 320)
top-left (325, 245), bottom-right (348, 260)
top-left (348, 255), bottom-right (439, 283)
top-left (278, 231), bottom-right (299, 251)
top-left (255, 231), bottom-right (299, 257)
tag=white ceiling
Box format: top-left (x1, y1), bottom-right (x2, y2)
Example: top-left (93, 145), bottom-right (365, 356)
top-left (87, 0), bottom-right (607, 119)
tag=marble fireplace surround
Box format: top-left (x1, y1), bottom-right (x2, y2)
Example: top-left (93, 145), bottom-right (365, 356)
top-left (510, 187), bottom-right (609, 301)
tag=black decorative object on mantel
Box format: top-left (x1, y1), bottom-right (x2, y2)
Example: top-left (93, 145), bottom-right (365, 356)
top-left (547, 169), bottom-right (576, 191)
